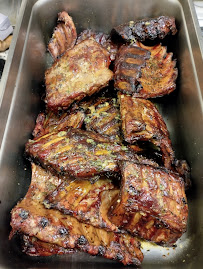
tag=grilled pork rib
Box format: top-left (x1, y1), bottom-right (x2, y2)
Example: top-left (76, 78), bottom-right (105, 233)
top-left (48, 11), bottom-right (77, 59)
top-left (113, 16), bottom-right (177, 43)
top-left (44, 178), bottom-right (119, 232)
top-left (10, 164), bottom-right (143, 265)
top-left (32, 110), bottom-right (85, 138)
top-left (119, 94), bottom-right (174, 169)
top-left (84, 97), bottom-right (121, 142)
top-left (109, 161), bottom-right (188, 246)
top-left (25, 127), bottom-right (156, 178)
top-left (45, 39), bottom-right (113, 111)
top-left (114, 43), bottom-right (177, 98)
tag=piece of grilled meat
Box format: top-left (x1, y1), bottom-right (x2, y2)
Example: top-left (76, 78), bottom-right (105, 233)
top-left (32, 110), bottom-right (85, 138)
top-left (134, 42), bottom-right (178, 98)
top-left (109, 161), bottom-right (188, 246)
top-left (10, 164), bottom-right (144, 265)
top-left (112, 16), bottom-right (177, 43)
top-left (26, 127), bottom-right (157, 178)
top-left (114, 44), bottom-right (150, 95)
top-left (44, 178), bottom-right (119, 232)
top-left (84, 97), bottom-right (121, 142)
top-left (114, 43), bottom-right (177, 98)
top-left (77, 29), bottom-right (118, 61)
top-left (45, 39), bottom-right (113, 111)
top-left (119, 94), bottom-right (174, 169)
top-left (48, 11), bottom-right (77, 59)
top-left (22, 235), bottom-right (74, 256)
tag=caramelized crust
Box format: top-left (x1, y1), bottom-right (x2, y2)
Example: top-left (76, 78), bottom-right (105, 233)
top-left (10, 164), bottom-right (143, 265)
top-left (32, 110), bottom-right (85, 138)
top-left (114, 44), bottom-right (150, 95)
top-left (134, 42), bottom-right (178, 98)
top-left (113, 16), bottom-right (177, 42)
top-left (84, 97), bottom-right (121, 142)
top-left (77, 29), bottom-right (118, 61)
top-left (109, 161), bottom-right (188, 246)
top-left (45, 39), bottom-right (113, 111)
top-left (119, 94), bottom-right (174, 169)
top-left (44, 178), bottom-right (119, 232)
top-left (48, 11), bottom-right (77, 59)
top-left (25, 128), bottom-right (156, 178)
top-left (22, 235), bottom-right (74, 256)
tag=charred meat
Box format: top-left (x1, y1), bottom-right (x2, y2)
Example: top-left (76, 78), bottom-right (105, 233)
top-left (25, 127), bottom-right (156, 178)
top-left (119, 94), bottom-right (175, 169)
top-left (134, 42), bottom-right (178, 98)
top-left (84, 97), bottom-right (121, 142)
top-left (32, 110), bottom-right (85, 138)
top-left (114, 44), bottom-right (150, 95)
top-left (45, 39), bottom-right (113, 111)
top-left (77, 29), bottom-right (118, 61)
top-left (48, 11), bottom-right (77, 59)
top-left (114, 43), bottom-right (177, 98)
top-left (44, 178), bottom-right (119, 232)
top-left (109, 161), bottom-right (188, 246)
top-left (10, 164), bottom-right (143, 265)
top-left (113, 16), bottom-right (177, 43)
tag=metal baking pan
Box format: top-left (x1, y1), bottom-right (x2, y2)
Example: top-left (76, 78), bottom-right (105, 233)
top-left (0, 0), bottom-right (202, 268)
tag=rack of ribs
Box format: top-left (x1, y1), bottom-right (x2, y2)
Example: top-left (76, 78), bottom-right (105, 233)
top-left (48, 11), bottom-right (77, 59)
top-left (119, 94), bottom-right (175, 169)
top-left (25, 127), bottom-right (156, 178)
top-left (112, 16), bottom-right (177, 43)
top-left (45, 39), bottom-right (113, 111)
top-left (109, 161), bottom-right (188, 246)
top-left (10, 163), bottom-right (143, 265)
top-left (114, 42), bottom-right (177, 98)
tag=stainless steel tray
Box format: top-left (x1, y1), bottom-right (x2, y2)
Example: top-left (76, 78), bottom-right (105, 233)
top-left (0, 0), bottom-right (203, 268)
